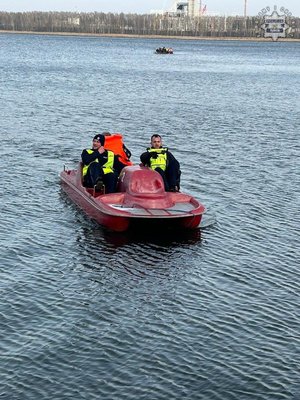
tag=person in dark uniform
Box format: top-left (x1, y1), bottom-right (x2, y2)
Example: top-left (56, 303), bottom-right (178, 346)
top-left (140, 134), bottom-right (181, 192)
top-left (81, 134), bottom-right (123, 193)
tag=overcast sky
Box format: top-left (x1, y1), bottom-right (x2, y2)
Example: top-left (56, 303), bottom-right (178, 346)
top-left (0, 1), bottom-right (299, 17)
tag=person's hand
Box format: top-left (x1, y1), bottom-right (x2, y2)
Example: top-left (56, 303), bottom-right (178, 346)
top-left (98, 146), bottom-right (105, 154)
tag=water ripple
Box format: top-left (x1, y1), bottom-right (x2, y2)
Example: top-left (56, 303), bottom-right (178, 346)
top-left (0, 35), bottom-right (299, 400)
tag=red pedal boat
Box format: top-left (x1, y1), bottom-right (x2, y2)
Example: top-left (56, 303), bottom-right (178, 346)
top-left (60, 164), bottom-right (206, 232)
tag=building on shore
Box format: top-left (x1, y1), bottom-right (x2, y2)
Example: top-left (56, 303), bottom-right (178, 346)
top-left (167, 0), bottom-right (207, 18)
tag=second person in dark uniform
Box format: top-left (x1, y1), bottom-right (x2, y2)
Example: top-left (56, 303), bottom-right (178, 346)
top-left (81, 134), bottom-right (124, 193)
top-left (140, 134), bottom-right (181, 192)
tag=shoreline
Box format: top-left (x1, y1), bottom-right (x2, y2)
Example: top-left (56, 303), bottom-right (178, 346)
top-left (1, 30), bottom-right (300, 42)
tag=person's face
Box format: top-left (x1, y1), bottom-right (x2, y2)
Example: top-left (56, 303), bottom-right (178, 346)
top-left (92, 139), bottom-right (102, 149)
top-left (151, 136), bottom-right (162, 149)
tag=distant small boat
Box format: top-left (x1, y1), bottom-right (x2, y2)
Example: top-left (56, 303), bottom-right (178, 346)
top-left (60, 164), bottom-right (205, 232)
top-left (155, 47), bottom-right (173, 54)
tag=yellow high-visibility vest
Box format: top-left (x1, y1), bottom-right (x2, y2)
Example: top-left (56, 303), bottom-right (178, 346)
top-left (82, 149), bottom-right (114, 176)
top-left (147, 148), bottom-right (168, 171)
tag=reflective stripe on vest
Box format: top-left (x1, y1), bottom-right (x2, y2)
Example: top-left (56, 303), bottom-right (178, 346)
top-left (104, 134), bottom-right (132, 166)
top-left (102, 150), bottom-right (114, 174)
top-left (82, 149), bottom-right (114, 176)
top-left (147, 148), bottom-right (168, 171)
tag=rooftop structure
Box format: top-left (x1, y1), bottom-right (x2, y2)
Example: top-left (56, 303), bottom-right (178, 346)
top-left (169, 0), bottom-right (206, 17)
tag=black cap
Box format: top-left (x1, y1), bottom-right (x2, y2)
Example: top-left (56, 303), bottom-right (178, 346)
top-left (93, 134), bottom-right (105, 146)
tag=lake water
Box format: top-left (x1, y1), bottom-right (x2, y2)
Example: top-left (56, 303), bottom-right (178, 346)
top-left (0, 33), bottom-right (299, 399)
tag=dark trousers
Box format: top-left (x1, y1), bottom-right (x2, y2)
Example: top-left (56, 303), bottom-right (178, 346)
top-left (83, 163), bottom-right (117, 194)
top-left (155, 160), bottom-right (181, 191)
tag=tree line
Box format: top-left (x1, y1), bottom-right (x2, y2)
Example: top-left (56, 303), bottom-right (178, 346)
top-left (0, 11), bottom-right (299, 39)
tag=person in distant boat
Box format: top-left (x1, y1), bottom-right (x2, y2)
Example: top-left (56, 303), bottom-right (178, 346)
top-left (140, 134), bottom-right (181, 192)
top-left (81, 134), bottom-right (123, 193)
top-left (102, 131), bottom-right (133, 175)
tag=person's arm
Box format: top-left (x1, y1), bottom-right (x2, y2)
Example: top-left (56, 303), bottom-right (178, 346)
top-left (81, 149), bottom-right (99, 165)
top-left (140, 151), bottom-right (152, 166)
top-left (167, 151), bottom-right (178, 162)
top-left (167, 151), bottom-right (180, 168)
top-left (81, 148), bottom-right (108, 166)
top-left (97, 150), bottom-right (111, 167)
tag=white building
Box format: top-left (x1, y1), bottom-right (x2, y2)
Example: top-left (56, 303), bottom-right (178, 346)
top-left (170, 0), bottom-right (205, 17)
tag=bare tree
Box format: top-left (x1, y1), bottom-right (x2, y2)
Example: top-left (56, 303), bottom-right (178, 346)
top-left (0, 12), bottom-right (298, 39)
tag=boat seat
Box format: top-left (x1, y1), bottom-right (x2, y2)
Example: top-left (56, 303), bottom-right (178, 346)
top-left (128, 174), bottom-right (165, 196)
top-left (120, 166), bottom-right (174, 208)
top-left (117, 166), bottom-right (165, 197)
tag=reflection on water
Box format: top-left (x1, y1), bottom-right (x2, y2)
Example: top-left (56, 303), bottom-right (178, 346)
top-left (96, 225), bottom-right (202, 247)
top-left (76, 225), bottom-right (203, 279)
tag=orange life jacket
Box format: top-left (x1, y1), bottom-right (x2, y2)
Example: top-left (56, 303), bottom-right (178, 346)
top-left (104, 133), bottom-right (133, 166)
